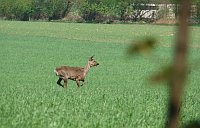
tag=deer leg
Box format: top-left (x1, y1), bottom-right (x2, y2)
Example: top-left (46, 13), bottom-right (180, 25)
top-left (80, 79), bottom-right (85, 86)
top-left (63, 79), bottom-right (68, 88)
top-left (57, 78), bottom-right (64, 88)
top-left (76, 79), bottom-right (80, 88)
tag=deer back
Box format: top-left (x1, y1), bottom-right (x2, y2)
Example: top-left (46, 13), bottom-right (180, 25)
top-left (55, 66), bottom-right (84, 79)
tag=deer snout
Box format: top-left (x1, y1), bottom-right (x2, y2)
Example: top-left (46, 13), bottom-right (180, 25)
top-left (96, 63), bottom-right (99, 66)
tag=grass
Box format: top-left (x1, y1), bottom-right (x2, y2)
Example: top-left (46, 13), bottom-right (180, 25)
top-left (0, 20), bottom-right (199, 128)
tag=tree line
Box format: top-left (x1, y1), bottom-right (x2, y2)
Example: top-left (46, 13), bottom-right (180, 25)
top-left (0, 0), bottom-right (200, 23)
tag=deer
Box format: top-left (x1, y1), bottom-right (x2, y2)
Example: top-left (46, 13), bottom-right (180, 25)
top-left (54, 56), bottom-right (99, 88)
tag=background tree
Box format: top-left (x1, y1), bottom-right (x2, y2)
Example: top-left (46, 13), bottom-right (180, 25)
top-left (0, 0), bottom-right (200, 23)
top-left (192, 0), bottom-right (200, 23)
top-left (45, 0), bottom-right (73, 21)
top-left (79, 0), bottom-right (115, 23)
top-left (13, 0), bottom-right (32, 21)
top-left (0, 0), bottom-right (32, 20)
top-left (0, 0), bottom-right (13, 19)
top-left (115, 0), bottom-right (133, 21)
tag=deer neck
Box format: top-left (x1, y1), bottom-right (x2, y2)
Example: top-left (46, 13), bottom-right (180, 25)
top-left (83, 62), bottom-right (91, 76)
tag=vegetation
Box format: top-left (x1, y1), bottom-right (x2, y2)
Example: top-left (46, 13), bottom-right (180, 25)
top-left (0, 0), bottom-right (200, 23)
top-left (0, 21), bottom-right (199, 127)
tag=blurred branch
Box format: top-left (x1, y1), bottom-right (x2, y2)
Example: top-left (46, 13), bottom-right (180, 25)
top-left (127, 37), bottom-right (157, 56)
top-left (150, 65), bottom-right (173, 84)
top-left (166, 0), bottom-right (191, 128)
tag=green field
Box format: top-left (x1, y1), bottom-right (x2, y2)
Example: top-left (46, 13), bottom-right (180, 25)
top-left (0, 21), bottom-right (199, 128)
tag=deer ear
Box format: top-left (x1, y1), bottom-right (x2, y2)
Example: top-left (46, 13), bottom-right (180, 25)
top-left (90, 55), bottom-right (94, 60)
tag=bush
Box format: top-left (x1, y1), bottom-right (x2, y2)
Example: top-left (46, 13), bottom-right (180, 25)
top-left (79, 0), bottom-right (116, 23)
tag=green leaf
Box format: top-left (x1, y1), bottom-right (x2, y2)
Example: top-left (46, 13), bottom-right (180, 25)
top-left (127, 37), bottom-right (157, 56)
top-left (150, 65), bottom-right (173, 84)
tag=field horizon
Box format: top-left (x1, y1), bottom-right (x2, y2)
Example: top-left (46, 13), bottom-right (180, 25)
top-left (0, 20), bottom-right (199, 128)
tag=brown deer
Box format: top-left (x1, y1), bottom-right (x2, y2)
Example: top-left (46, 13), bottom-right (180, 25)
top-left (54, 56), bottom-right (99, 88)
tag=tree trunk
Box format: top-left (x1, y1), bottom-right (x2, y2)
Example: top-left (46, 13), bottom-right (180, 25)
top-left (166, 0), bottom-right (191, 128)
top-left (61, 1), bottom-right (72, 18)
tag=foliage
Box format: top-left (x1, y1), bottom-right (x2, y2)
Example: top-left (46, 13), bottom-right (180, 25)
top-left (0, 0), bottom-right (74, 21)
top-left (0, 0), bottom-right (32, 20)
top-left (0, 0), bottom-right (200, 23)
top-left (79, 0), bottom-right (118, 23)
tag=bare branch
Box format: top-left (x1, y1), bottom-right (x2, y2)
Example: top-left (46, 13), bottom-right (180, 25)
top-left (166, 0), bottom-right (191, 128)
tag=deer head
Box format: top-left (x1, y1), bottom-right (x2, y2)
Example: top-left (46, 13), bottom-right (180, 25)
top-left (88, 56), bottom-right (99, 67)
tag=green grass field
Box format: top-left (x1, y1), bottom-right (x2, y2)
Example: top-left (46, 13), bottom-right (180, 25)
top-left (0, 21), bottom-right (199, 128)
